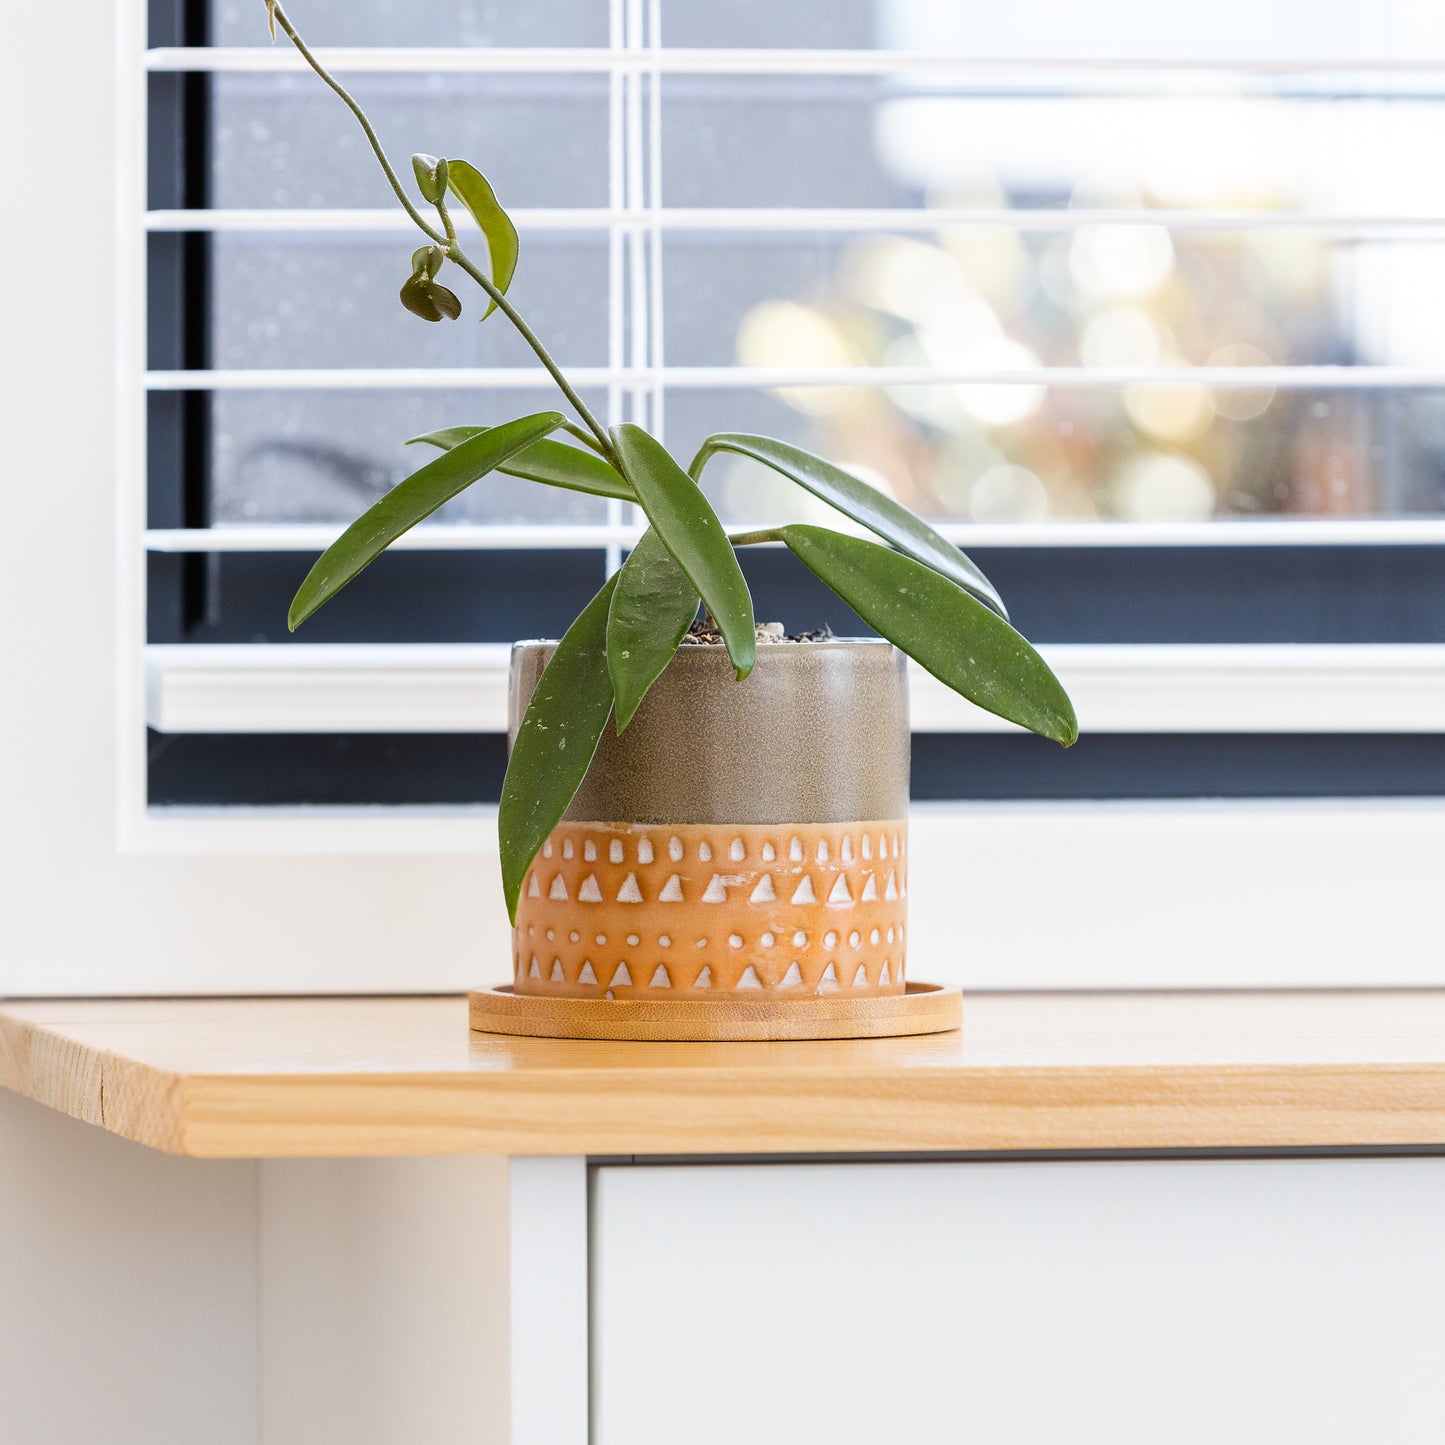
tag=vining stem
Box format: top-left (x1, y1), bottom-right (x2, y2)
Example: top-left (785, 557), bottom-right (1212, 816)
top-left (266, 0), bottom-right (613, 456)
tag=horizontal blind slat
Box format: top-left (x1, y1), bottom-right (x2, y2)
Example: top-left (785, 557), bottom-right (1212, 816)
top-left (144, 47), bottom-right (1445, 75)
top-left (143, 520), bottom-right (1445, 552)
top-left (145, 524), bottom-right (643, 552)
top-left (144, 365), bottom-right (1445, 390)
top-left (145, 207), bottom-right (1445, 234)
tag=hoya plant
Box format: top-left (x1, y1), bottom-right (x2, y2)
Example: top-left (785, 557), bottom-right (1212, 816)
top-left (264, 2), bottom-right (1077, 922)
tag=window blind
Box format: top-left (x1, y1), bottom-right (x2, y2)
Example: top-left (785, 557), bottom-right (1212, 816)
top-left (141, 0), bottom-right (1445, 796)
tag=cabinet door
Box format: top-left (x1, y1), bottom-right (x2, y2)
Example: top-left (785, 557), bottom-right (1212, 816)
top-left (593, 1158), bottom-right (1445, 1445)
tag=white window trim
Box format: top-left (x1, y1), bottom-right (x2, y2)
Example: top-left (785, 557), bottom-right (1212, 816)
top-left (145, 642), bottom-right (1445, 736)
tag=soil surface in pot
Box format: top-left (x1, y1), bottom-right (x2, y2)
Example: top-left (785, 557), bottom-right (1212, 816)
top-left (682, 619), bottom-right (839, 646)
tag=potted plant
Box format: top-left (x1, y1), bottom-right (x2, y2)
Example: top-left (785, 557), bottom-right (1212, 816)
top-left (265, 2), bottom-right (1077, 1037)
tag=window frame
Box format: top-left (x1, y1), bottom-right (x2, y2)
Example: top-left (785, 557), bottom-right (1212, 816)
top-left (35, 0), bottom-right (1436, 997)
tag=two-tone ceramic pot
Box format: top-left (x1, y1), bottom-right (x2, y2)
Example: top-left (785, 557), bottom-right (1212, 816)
top-left (508, 638), bottom-right (909, 1001)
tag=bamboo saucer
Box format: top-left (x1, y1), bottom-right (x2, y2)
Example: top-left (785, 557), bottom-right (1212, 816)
top-left (468, 980), bottom-right (960, 1042)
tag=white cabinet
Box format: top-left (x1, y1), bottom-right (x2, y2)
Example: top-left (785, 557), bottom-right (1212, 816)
top-left (8, 996), bottom-right (1445, 1444)
top-left (593, 1158), bottom-right (1445, 1444)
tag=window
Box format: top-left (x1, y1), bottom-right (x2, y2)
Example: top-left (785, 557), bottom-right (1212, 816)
top-left (108, 0), bottom-right (1445, 990)
top-left (145, 0), bottom-right (1445, 807)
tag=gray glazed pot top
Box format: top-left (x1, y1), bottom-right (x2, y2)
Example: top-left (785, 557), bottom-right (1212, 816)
top-left (509, 638), bottom-right (910, 825)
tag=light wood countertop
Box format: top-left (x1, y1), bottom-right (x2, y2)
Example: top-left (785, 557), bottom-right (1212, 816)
top-left (3, 993), bottom-right (1445, 1158)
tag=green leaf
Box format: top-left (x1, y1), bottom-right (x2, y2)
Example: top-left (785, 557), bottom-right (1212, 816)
top-left (288, 411), bottom-right (564, 630)
top-left (407, 426), bottom-right (634, 500)
top-left (692, 432), bottom-right (1008, 619)
top-left (606, 529), bottom-right (700, 732)
top-left (610, 424), bottom-right (757, 680)
top-left (409, 245), bottom-right (445, 281)
top-left (428, 281), bottom-right (461, 319)
top-left (399, 248), bottom-right (461, 322)
top-left (411, 153), bottom-right (448, 205)
top-left (777, 524), bottom-right (1077, 746)
top-left (499, 574), bottom-right (619, 922)
top-left (399, 274), bottom-right (461, 322)
top-left (446, 159), bottom-right (519, 320)
top-left (399, 274), bottom-right (443, 321)
top-left (408, 426), bottom-right (488, 452)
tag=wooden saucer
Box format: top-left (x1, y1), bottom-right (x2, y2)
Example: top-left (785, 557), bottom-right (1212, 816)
top-left (468, 980), bottom-right (961, 1042)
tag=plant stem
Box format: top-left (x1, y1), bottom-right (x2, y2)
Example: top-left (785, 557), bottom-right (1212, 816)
top-left (269, 4), bottom-right (444, 245)
top-left (266, 0), bottom-right (613, 456)
top-left (727, 529), bottom-right (781, 547)
top-left (445, 247), bottom-right (612, 454)
top-left (435, 192), bottom-right (458, 248)
top-left (560, 420), bottom-right (608, 455)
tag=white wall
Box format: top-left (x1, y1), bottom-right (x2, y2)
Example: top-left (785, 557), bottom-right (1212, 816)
top-left (0, 1090), bottom-right (259, 1444)
top-left (0, 0), bottom-right (514, 999)
top-left (5, 1), bottom-right (1445, 999)
top-left (0, 1089), bottom-right (516, 1444)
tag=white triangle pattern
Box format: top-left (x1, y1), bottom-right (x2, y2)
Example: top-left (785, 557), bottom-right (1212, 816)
top-left (518, 826), bottom-right (909, 994)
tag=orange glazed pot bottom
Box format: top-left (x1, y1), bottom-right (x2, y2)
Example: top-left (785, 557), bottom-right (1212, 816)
top-left (513, 820), bottom-right (908, 1000)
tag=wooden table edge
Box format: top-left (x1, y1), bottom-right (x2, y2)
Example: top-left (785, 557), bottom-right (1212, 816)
top-left (8, 998), bottom-right (1445, 1158)
top-left (7, 1004), bottom-right (1445, 1156)
top-left (0, 1011), bottom-right (190, 1154)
